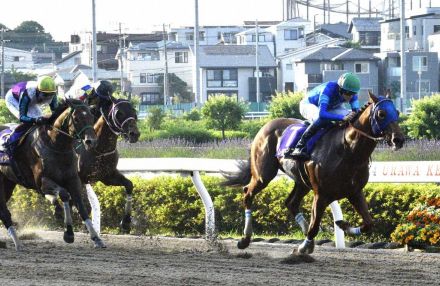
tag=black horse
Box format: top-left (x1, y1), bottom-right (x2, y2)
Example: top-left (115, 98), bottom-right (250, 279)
top-left (0, 99), bottom-right (106, 250)
top-left (75, 97), bottom-right (140, 233)
top-left (222, 91), bottom-right (405, 254)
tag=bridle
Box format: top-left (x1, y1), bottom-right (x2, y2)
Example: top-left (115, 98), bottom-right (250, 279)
top-left (100, 100), bottom-right (137, 137)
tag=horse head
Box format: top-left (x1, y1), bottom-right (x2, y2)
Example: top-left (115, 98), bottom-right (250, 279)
top-left (54, 99), bottom-right (97, 151)
top-left (101, 97), bottom-right (140, 143)
top-left (356, 90), bottom-right (405, 150)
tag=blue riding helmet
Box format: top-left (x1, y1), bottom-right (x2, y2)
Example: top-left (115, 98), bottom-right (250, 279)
top-left (370, 96), bottom-right (399, 136)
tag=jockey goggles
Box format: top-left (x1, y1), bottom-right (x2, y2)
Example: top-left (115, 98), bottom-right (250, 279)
top-left (341, 89), bottom-right (356, 96)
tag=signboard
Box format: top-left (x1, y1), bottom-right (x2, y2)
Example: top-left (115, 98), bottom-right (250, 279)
top-left (369, 161), bottom-right (440, 183)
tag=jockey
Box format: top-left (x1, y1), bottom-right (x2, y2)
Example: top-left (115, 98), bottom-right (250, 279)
top-left (285, 72), bottom-right (361, 159)
top-left (66, 80), bottom-right (114, 118)
top-left (3, 76), bottom-right (58, 157)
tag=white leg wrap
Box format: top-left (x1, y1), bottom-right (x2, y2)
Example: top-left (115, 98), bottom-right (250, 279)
top-left (125, 194), bottom-right (133, 214)
top-left (295, 213), bottom-right (308, 234)
top-left (7, 226), bottom-right (22, 251)
top-left (63, 201), bottom-right (73, 226)
top-left (243, 209), bottom-right (253, 237)
top-left (85, 219), bottom-right (100, 239)
top-left (347, 227), bottom-right (362, 235)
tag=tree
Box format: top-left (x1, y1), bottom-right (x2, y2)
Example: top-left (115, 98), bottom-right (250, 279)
top-left (157, 73), bottom-right (192, 103)
top-left (0, 23), bottom-right (9, 30)
top-left (147, 107), bottom-right (165, 131)
top-left (201, 94), bottom-right (247, 140)
top-left (403, 94), bottom-right (440, 139)
top-left (268, 91), bottom-right (304, 119)
top-left (7, 68), bottom-right (37, 83)
top-left (0, 99), bottom-right (19, 124)
top-left (14, 21), bottom-right (45, 34)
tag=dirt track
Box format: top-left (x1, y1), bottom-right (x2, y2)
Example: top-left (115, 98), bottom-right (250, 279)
top-left (0, 230), bottom-right (439, 286)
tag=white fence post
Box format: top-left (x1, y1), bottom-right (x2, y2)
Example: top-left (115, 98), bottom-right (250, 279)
top-left (190, 171), bottom-right (216, 240)
top-left (329, 201), bottom-right (345, 248)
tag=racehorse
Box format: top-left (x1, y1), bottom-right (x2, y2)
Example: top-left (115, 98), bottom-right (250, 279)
top-left (0, 99), bottom-right (106, 250)
top-left (222, 90), bottom-right (405, 254)
top-left (75, 97), bottom-right (140, 233)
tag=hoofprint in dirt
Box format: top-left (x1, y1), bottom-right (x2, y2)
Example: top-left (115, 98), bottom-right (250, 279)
top-left (0, 230), bottom-right (439, 286)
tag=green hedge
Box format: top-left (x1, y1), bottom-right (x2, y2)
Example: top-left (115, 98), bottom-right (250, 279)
top-left (8, 177), bottom-right (440, 240)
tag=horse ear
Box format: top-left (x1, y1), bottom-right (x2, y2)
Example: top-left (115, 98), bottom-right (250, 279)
top-left (385, 89), bottom-right (392, 99)
top-left (368, 90), bottom-right (379, 103)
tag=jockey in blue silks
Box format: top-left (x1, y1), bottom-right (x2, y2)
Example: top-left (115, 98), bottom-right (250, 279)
top-left (3, 76), bottom-right (58, 157)
top-left (285, 72), bottom-right (361, 159)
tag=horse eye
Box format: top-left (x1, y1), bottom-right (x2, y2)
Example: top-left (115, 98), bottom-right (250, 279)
top-left (377, 110), bottom-right (386, 120)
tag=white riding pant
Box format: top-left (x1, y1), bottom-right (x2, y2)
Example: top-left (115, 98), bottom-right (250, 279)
top-left (299, 98), bottom-right (351, 123)
top-left (5, 90), bottom-right (43, 120)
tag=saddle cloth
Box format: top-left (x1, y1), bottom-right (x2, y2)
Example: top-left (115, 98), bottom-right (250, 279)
top-left (0, 124), bottom-right (19, 165)
top-left (276, 123), bottom-right (327, 158)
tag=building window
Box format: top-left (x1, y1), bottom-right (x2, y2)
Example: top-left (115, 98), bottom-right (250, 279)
top-left (320, 62), bottom-right (344, 71)
top-left (355, 62), bottom-right (369, 73)
top-left (185, 32), bottom-right (194, 41)
top-left (405, 26), bottom-right (410, 38)
top-left (13, 56), bottom-right (20, 62)
top-left (207, 69), bottom-right (238, 88)
top-left (284, 29), bottom-right (298, 40)
top-left (140, 73), bottom-right (146, 83)
top-left (252, 34), bottom-right (265, 42)
top-left (175, 51), bottom-right (188, 63)
top-left (136, 51), bottom-right (159, 61)
top-left (147, 73), bottom-right (161, 83)
top-left (412, 56), bottom-right (428, 72)
top-left (286, 64), bottom-right (293, 70)
top-left (413, 25), bottom-right (417, 36)
top-left (434, 25), bottom-right (440, 33)
top-left (256, 68), bottom-right (272, 77)
top-left (308, 74), bottom-right (323, 83)
top-left (140, 92), bottom-right (160, 104)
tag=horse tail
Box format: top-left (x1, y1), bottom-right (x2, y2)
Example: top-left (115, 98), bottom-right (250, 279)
top-left (221, 158), bottom-right (251, 187)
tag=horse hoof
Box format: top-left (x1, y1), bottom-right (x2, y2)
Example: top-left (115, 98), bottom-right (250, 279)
top-left (237, 237), bottom-right (250, 249)
top-left (93, 238), bottom-right (106, 249)
top-left (63, 232), bottom-right (75, 244)
top-left (298, 239), bottom-right (315, 254)
top-left (119, 215), bottom-right (132, 234)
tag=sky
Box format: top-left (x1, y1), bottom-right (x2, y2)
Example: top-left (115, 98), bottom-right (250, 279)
top-left (0, 0), bottom-right (422, 42)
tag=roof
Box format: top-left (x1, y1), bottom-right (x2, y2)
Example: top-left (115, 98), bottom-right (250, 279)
top-left (318, 22), bottom-right (352, 39)
top-left (348, 17), bottom-right (383, 33)
top-left (56, 51), bottom-right (81, 64)
top-left (296, 47), bottom-right (380, 62)
top-left (198, 45), bottom-right (276, 68)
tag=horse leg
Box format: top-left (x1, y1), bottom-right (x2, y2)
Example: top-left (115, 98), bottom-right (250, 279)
top-left (0, 175), bottom-right (21, 251)
top-left (102, 171), bottom-right (133, 234)
top-left (44, 193), bottom-right (64, 225)
top-left (67, 178), bottom-right (106, 248)
top-left (285, 184), bottom-right (310, 235)
top-left (335, 191), bottom-right (373, 235)
top-left (298, 194), bottom-right (328, 254)
top-left (41, 177), bottom-right (75, 243)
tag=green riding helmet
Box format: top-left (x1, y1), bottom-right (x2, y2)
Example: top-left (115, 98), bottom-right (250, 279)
top-left (337, 72), bottom-right (360, 93)
top-left (37, 76), bottom-right (57, 93)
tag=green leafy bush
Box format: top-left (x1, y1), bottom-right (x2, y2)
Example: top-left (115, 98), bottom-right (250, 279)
top-left (268, 91), bottom-right (304, 119)
top-left (404, 94), bottom-right (440, 139)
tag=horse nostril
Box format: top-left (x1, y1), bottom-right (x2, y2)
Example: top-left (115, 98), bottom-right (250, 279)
top-left (85, 139), bottom-right (92, 146)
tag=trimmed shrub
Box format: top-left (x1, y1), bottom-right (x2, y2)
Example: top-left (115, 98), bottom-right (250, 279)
top-left (268, 91), bottom-right (304, 119)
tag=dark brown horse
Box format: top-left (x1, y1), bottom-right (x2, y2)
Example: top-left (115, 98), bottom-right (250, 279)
top-left (222, 91), bottom-right (405, 254)
top-left (0, 99), bottom-right (106, 250)
top-left (75, 97), bottom-right (140, 233)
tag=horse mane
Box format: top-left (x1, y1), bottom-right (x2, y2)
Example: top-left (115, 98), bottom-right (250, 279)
top-left (47, 98), bottom-right (87, 125)
top-left (347, 101), bottom-right (372, 125)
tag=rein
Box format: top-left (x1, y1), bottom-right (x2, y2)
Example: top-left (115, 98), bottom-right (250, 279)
top-left (349, 123), bottom-right (384, 142)
top-left (100, 100), bottom-right (136, 136)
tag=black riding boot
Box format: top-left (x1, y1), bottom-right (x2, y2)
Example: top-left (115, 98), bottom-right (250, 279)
top-left (285, 123), bottom-right (321, 160)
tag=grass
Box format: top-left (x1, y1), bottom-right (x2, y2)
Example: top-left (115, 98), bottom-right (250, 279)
top-left (118, 138), bottom-right (440, 161)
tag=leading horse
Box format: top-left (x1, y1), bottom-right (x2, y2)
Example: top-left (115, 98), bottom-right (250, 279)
top-left (222, 90), bottom-right (405, 254)
top-left (0, 99), bottom-right (106, 250)
top-left (75, 96), bottom-right (140, 233)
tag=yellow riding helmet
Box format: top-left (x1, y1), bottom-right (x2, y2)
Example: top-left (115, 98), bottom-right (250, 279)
top-left (37, 76), bottom-right (57, 93)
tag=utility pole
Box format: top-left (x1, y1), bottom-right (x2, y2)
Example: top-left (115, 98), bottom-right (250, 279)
top-left (306, 0), bottom-right (309, 20)
top-left (346, 0), bottom-right (349, 24)
top-left (400, 0), bottom-right (407, 112)
top-left (255, 19), bottom-right (260, 108)
top-left (194, 0), bottom-right (200, 106)
top-left (323, 0), bottom-right (326, 24)
top-left (163, 24), bottom-right (169, 106)
top-left (358, 0), bottom-right (361, 18)
top-left (92, 0), bottom-right (98, 82)
top-left (119, 22), bottom-right (124, 94)
top-left (327, 0), bottom-right (330, 24)
top-left (1, 28), bottom-right (5, 98)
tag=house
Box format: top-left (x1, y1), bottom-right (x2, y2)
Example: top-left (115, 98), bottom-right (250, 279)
top-left (236, 18), bottom-right (312, 58)
top-left (380, 7), bottom-right (440, 52)
top-left (56, 51), bottom-right (82, 70)
top-left (348, 18), bottom-right (382, 52)
top-left (292, 47), bottom-right (380, 103)
top-left (169, 25), bottom-right (247, 45)
top-left (0, 47), bottom-right (34, 70)
top-left (69, 31), bottom-right (163, 70)
top-left (122, 41), bottom-right (192, 105)
top-left (197, 45), bottom-right (277, 103)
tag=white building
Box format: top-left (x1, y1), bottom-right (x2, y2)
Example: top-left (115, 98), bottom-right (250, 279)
top-left (1, 47), bottom-right (34, 70)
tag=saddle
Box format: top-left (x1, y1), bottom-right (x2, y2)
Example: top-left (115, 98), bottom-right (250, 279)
top-left (276, 122), bottom-right (328, 158)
